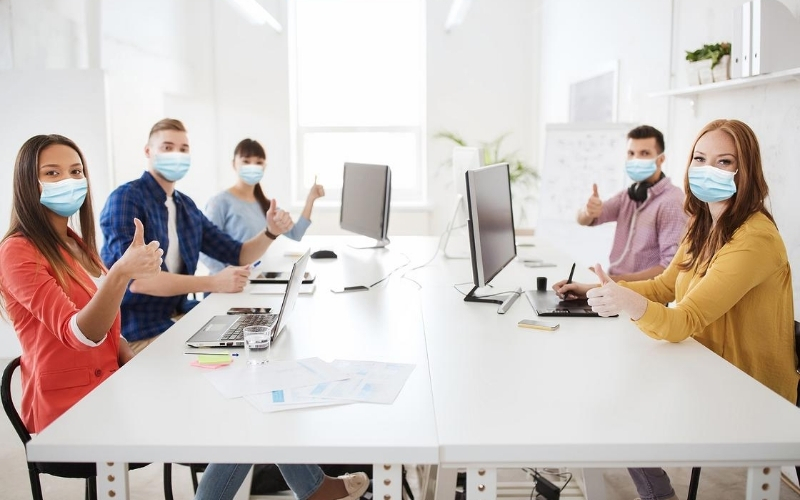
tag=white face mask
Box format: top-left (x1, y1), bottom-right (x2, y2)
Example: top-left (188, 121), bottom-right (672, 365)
top-left (688, 166), bottom-right (738, 203)
top-left (153, 152), bottom-right (191, 182)
top-left (39, 178), bottom-right (88, 217)
top-left (238, 165), bottom-right (265, 185)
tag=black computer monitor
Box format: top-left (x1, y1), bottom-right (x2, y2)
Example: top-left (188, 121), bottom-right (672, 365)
top-left (464, 162), bottom-right (518, 307)
top-left (340, 162), bottom-right (391, 248)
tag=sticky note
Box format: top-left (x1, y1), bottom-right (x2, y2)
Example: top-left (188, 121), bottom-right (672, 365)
top-left (198, 354), bottom-right (232, 365)
top-left (191, 360), bottom-right (231, 369)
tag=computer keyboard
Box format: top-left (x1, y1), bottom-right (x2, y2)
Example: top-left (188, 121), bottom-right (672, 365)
top-left (222, 314), bottom-right (276, 341)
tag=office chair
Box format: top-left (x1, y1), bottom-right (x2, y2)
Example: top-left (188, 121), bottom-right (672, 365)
top-left (163, 462), bottom-right (207, 494)
top-left (687, 320), bottom-right (800, 500)
top-left (2, 356), bottom-right (176, 500)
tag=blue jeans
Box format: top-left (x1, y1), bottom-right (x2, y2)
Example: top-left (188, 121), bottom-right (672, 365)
top-left (628, 467), bottom-right (675, 500)
top-left (196, 463), bottom-right (325, 500)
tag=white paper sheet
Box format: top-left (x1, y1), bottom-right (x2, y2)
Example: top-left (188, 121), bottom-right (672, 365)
top-left (244, 386), bottom-right (349, 413)
top-left (311, 360), bottom-right (416, 404)
top-left (203, 357), bottom-right (348, 399)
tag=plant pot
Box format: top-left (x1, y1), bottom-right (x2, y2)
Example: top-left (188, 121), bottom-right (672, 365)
top-left (686, 59), bottom-right (714, 85)
top-left (711, 55), bottom-right (730, 82)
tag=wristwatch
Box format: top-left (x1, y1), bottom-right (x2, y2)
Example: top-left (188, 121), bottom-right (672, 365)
top-left (264, 229), bottom-right (278, 240)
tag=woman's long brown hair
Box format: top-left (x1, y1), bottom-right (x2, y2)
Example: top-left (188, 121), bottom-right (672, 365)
top-left (1, 134), bottom-right (103, 297)
top-left (234, 138), bottom-right (271, 215)
top-left (680, 119), bottom-right (775, 273)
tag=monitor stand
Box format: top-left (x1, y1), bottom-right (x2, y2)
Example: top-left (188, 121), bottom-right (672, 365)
top-left (464, 286), bottom-right (522, 315)
top-left (442, 194), bottom-right (470, 259)
top-left (348, 237), bottom-right (391, 249)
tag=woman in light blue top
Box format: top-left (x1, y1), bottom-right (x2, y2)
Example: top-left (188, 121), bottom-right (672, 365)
top-left (202, 139), bottom-right (324, 274)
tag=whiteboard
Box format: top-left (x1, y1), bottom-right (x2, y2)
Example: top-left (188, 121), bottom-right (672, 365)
top-left (536, 123), bottom-right (634, 267)
top-left (0, 69), bottom-right (111, 358)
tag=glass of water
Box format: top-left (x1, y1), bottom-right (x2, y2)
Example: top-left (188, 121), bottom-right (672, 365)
top-left (243, 326), bottom-right (271, 365)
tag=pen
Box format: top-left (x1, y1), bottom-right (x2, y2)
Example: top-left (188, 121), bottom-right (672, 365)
top-left (250, 260), bottom-right (261, 269)
top-left (566, 263), bottom-right (576, 285)
top-left (314, 174), bottom-right (318, 185)
top-left (184, 351), bottom-right (239, 356)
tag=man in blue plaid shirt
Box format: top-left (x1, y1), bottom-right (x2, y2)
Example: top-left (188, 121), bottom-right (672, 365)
top-left (100, 118), bottom-right (293, 353)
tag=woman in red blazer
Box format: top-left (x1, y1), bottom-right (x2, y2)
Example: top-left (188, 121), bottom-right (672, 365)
top-left (0, 134), bottom-right (163, 433)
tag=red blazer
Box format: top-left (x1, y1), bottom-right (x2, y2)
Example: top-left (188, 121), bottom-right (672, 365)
top-left (0, 233), bottom-right (121, 433)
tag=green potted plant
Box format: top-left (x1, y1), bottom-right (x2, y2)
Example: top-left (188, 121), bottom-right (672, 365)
top-left (685, 42), bottom-right (731, 85)
top-left (434, 130), bottom-right (538, 229)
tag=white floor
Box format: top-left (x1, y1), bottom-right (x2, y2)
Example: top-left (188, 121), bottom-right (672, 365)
top-left (3, 356), bottom-right (800, 500)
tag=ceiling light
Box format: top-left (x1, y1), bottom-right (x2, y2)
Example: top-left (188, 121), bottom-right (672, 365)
top-left (444, 0), bottom-right (472, 32)
top-left (225, 0), bottom-right (283, 33)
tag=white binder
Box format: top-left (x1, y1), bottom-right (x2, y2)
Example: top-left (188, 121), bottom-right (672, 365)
top-left (741, 1), bottom-right (752, 77)
top-left (750, 0), bottom-right (800, 76)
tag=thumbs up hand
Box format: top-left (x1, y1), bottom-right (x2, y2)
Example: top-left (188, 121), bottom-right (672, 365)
top-left (586, 264), bottom-right (647, 319)
top-left (266, 199), bottom-right (294, 236)
top-left (116, 218), bottom-right (163, 280)
top-left (584, 183), bottom-right (603, 219)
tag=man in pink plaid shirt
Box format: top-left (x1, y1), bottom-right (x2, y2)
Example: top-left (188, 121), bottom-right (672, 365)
top-left (577, 125), bottom-right (687, 282)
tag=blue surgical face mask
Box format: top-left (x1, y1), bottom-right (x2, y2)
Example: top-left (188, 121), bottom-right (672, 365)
top-left (688, 166), bottom-right (737, 203)
top-left (625, 158), bottom-right (659, 182)
top-left (40, 178), bottom-right (88, 217)
top-left (238, 164), bottom-right (264, 185)
top-left (153, 152), bottom-right (191, 182)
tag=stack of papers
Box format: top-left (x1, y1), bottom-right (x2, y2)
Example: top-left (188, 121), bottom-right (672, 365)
top-left (203, 357), bottom-right (415, 413)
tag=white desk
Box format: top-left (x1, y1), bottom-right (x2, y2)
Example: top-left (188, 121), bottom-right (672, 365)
top-left (414, 241), bottom-right (800, 500)
top-left (26, 236), bottom-right (800, 500)
top-left (26, 237), bottom-right (440, 500)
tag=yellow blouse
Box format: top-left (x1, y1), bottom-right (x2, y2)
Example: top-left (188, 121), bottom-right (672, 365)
top-left (622, 211), bottom-right (798, 404)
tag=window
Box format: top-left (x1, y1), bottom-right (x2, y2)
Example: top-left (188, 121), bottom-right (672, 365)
top-left (289, 0), bottom-right (426, 205)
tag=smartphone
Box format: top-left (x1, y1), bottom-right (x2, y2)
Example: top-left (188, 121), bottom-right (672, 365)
top-left (250, 271), bottom-right (315, 284)
top-left (227, 307), bottom-right (271, 315)
top-left (330, 285), bottom-right (369, 294)
top-left (517, 319), bottom-right (560, 331)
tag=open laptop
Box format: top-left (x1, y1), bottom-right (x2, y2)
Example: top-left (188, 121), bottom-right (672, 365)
top-left (524, 289), bottom-right (602, 317)
top-left (186, 250), bottom-right (310, 347)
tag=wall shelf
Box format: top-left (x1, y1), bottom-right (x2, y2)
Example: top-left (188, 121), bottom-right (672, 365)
top-left (649, 66), bottom-right (800, 99)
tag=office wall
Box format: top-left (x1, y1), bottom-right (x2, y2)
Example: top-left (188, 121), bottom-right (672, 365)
top-left (210, 0), bottom-right (538, 236)
top-left (667, 0), bottom-right (800, 314)
top-left (538, 0), bottom-right (673, 154)
top-left (101, 0), bottom-right (220, 205)
top-left (538, 0), bottom-right (800, 313)
top-left (0, 0), bottom-right (219, 357)
top-left (426, 0), bottom-right (538, 235)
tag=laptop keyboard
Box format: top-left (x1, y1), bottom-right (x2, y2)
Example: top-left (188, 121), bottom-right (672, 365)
top-left (222, 314), bottom-right (277, 341)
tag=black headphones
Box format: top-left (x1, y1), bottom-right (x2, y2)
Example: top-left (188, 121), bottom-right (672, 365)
top-left (627, 172), bottom-right (665, 202)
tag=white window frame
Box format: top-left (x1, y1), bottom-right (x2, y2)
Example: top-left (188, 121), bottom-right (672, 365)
top-left (288, 0), bottom-right (427, 208)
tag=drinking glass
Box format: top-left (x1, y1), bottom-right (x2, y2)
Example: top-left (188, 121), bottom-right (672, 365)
top-left (243, 325), bottom-right (271, 365)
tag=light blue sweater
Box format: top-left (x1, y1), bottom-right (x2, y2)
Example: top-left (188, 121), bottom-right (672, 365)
top-left (200, 190), bottom-right (311, 274)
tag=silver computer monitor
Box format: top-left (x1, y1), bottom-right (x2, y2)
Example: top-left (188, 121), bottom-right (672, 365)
top-left (340, 162), bottom-right (391, 248)
top-left (464, 162), bottom-right (517, 303)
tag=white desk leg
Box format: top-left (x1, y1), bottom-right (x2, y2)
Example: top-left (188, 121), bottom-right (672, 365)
top-left (374, 463), bottom-right (402, 500)
top-left (746, 466), bottom-right (780, 500)
top-left (580, 468), bottom-right (607, 500)
top-left (97, 461), bottom-right (129, 500)
top-left (433, 466), bottom-right (458, 500)
top-left (467, 467), bottom-right (496, 500)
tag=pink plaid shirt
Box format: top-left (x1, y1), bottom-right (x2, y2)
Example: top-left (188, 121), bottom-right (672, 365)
top-left (592, 177), bottom-right (687, 276)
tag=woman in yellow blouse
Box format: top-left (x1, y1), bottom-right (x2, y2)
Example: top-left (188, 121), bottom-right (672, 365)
top-left (555, 119), bottom-right (798, 500)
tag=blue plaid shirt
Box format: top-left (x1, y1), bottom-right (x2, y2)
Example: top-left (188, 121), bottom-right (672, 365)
top-left (100, 171), bottom-right (242, 342)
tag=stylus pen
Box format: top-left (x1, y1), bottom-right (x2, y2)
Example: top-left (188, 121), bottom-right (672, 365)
top-left (184, 351), bottom-right (239, 356)
top-left (566, 263), bottom-right (576, 285)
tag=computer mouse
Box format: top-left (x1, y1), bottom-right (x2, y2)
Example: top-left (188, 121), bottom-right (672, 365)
top-left (310, 250), bottom-right (338, 259)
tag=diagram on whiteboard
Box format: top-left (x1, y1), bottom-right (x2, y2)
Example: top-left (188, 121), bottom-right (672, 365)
top-left (536, 123), bottom-right (634, 267)
top-left (538, 124), bottom-right (632, 222)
